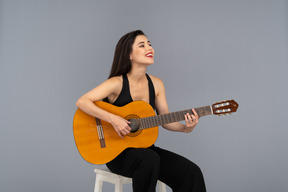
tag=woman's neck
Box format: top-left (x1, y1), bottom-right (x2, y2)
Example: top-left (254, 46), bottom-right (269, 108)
top-left (127, 64), bottom-right (148, 82)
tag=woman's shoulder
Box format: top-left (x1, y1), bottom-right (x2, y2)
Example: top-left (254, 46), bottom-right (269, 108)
top-left (104, 75), bottom-right (122, 85)
top-left (101, 75), bottom-right (123, 91)
top-left (147, 74), bottom-right (164, 86)
top-left (147, 74), bottom-right (165, 96)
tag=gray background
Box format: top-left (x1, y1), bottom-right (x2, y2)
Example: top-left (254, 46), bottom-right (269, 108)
top-left (1, 0), bottom-right (287, 192)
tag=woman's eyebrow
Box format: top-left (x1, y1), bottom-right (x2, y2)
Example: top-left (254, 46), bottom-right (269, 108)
top-left (137, 41), bottom-right (151, 45)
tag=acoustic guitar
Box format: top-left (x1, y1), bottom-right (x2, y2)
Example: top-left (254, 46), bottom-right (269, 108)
top-left (73, 100), bottom-right (238, 164)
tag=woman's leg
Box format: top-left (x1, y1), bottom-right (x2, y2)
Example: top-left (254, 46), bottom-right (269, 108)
top-left (106, 148), bottom-right (161, 192)
top-left (151, 146), bottom-right (206, 192)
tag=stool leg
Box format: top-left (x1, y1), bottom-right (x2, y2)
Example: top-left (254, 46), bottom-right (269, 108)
top-left (157, 181), bottom-right (166, 192)
top-left (94, 174), bottom-right (103, 192)
top-left (114, 179), bottom-right (123, 192)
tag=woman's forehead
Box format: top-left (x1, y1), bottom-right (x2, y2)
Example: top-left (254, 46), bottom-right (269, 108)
top-left (134, 35), bottom-right (149, 43)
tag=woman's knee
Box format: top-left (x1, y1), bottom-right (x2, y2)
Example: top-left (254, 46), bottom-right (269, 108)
top-left (138, 149), bottom-right (161, 167)
top-left (185, 161), bottom-right (204, 178)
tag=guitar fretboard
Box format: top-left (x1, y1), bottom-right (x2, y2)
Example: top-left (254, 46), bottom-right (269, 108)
top-left (139, 106), bottom-right (212, 129)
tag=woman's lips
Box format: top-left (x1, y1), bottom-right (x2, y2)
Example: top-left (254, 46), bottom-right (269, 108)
top-left (145, 52), bottom-right (153, 58)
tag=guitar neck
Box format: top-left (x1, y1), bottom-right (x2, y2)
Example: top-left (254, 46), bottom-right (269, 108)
top-left (139, 105), bottom-right (213, 129)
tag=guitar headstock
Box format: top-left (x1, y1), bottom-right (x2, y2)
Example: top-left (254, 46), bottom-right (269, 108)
top-left (212, 100), bottom-right (239, 116)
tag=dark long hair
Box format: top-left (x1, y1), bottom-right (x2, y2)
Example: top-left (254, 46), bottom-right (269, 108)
top-left (108, 30), bottom-right (145, 78)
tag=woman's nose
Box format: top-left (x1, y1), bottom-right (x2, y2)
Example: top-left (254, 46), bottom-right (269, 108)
top-left (146, 45), bottom-right (153, 51)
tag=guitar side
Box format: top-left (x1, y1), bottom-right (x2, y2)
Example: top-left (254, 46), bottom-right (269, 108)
top-left (73, 101), bottom-right (159, 164)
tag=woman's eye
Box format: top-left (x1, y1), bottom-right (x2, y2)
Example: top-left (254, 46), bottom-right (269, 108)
top-left (139, 45), bottom-right (144, 47)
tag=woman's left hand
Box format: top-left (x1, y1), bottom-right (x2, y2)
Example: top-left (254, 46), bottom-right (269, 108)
top-left (184, 109), bottom-right (199, 133)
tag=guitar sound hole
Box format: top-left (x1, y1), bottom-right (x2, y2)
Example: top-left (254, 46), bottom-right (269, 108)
top-left (128, 118), bottom-right (139, 133)
top-left (125, 114), bottom-right (142, 137)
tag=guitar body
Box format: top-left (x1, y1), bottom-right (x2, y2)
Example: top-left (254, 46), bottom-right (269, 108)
top-left (73, 101), bottom-right (158, 165)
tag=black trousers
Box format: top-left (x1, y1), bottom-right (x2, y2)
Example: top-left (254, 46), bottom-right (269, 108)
top-left (106, 145), bottom-right (206, 192)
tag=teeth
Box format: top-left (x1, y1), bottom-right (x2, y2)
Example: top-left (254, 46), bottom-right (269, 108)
top-left (146, 54), bottom-right (153, 56)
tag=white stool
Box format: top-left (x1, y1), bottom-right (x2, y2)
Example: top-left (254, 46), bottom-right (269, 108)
top-left (94, 168), bottom-right (167, 192)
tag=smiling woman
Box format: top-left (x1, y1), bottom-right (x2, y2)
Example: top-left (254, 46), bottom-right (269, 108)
top-left (75, 30), bottom-right (206, 192)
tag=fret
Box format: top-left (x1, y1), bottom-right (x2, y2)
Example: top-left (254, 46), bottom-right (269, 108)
top-left (145, 118), bottom-right (149, 128)
top-left (149, 118), bottom-right (154, 126)
top-left (177, 111), bottom-right (181, 122)
top-left (140, 118), bottom-right (146, 129)
top-left (161, 114), bottom-right (165, 125)
top-left (164, 113), bottom-right (169, 124)
top-left (153, 115), bottom-right (157, 126)
top-left (173, 113), bottom-right (176, 122)
top-left (150, 116), bottom-right (154, 128)
top-left (169, 113), bottom-right (173, 123)
top-left (141, 118), bottom-right (145, 129)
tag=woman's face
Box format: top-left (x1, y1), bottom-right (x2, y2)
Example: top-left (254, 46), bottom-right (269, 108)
top-left (130, 35), bottom-right (154, 65)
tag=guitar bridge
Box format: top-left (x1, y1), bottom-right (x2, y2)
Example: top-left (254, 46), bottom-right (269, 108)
top-left (95, 118), bottom-right (106, 148)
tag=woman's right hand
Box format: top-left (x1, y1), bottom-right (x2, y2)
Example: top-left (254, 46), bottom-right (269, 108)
top-left (110, 116), bottom-right (131, 138)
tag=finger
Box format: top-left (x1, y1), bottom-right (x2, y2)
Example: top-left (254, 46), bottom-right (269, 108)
top-left (119, 128), bottom-right (128, 135)
top-left (187, 113), bottom-right (193, 121)
top-left (126, 125), bottom-right (131, 132)
top-left (186, 113), bottom-right (194, 125)
top-left (191, 115), bottom-right (198, 124)
top-left (184, 114), bottom-right (189, 124)
top-left (192, 109), bottom-right (199, 119)
top-left (126, 124), bottom-right (133, 132)
top-left (117, 126), bottom-right (130, 138)
top-left (116, 130), bottom-right (124, 138)
top-left (125, 121), bottom-right (132, 132)
top-left (123, 127), bottom-right (131, 134)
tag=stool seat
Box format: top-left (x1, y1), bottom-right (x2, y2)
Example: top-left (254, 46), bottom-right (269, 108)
top-left (94, 168), bottom-right (166, 192)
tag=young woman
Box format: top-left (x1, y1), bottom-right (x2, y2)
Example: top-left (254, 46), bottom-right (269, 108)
top-left (76, 30), bottom-right (206, 192)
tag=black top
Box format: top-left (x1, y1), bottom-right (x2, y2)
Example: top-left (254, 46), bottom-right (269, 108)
top-left (106, 74), bottom-right (156, 109)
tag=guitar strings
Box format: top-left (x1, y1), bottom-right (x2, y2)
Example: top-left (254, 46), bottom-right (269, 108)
top-left (87, 116), bottom-right (164, 138)
top-left (86, 123), bottom-right (148, 137)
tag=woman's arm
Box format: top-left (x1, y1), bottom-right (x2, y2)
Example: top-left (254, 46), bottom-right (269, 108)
top-left (152, 76), bottom-right (199, 133)
top-left (75, 77), bottom-right (131, 138)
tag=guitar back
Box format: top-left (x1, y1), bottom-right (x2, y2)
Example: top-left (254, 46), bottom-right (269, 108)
top-left (73, 101), bottom-right (158, 164)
